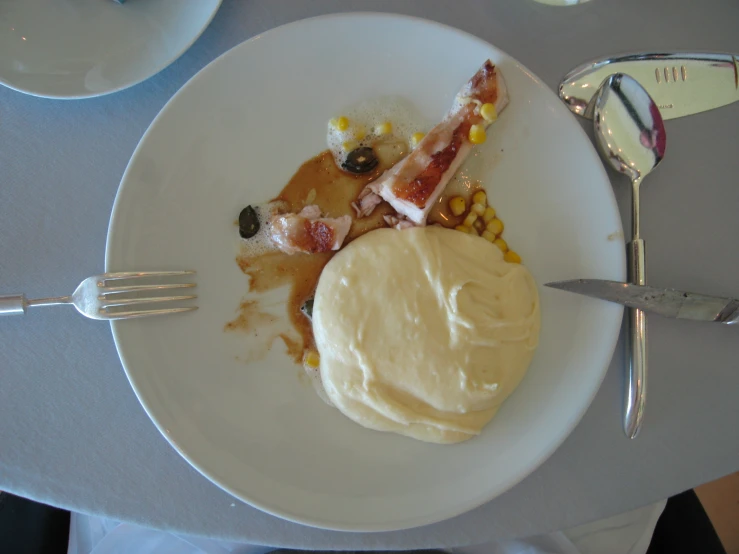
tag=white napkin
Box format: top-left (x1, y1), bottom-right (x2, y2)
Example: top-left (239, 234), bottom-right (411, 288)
top-left (450, 499), bottom-right (666, 554)
top-left (67, 499), bottom-right (665, 554)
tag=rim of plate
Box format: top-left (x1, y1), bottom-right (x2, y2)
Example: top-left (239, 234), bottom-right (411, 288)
top-left (105, 12), bottom-right (625, 531)
top-left (0, 0), bottom-right (222, 100)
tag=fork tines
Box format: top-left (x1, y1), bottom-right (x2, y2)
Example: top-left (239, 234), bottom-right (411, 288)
top-left (101, 283), bottom-right (196, 295)
top-left (101, 270), bottom-right (196, 281)
top-left (100, 306), bottom-right (198, 318)
top-left (99, 271), bottom-right (198, 319)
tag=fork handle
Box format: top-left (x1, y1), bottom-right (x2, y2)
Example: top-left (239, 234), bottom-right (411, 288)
top-left (0, 295), bottom-right (28, 315)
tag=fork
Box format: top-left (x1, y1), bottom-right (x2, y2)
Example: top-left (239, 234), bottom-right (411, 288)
top-left (0, 271), bottom-right (197, 320)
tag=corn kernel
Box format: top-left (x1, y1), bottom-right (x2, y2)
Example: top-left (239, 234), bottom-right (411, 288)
top-left (411, 132), bottom-right (426, 148)
top-left (342, 140), bottom-right (358, 152)
top-left (304, 350), bottom-right (320, 369)
top-left (480, 103), bottom-right (497, 123)
top-left (455, 225), bottom-right (471, 234)
top-left (463, 212), bottom-right (478, 227)
top-left (468, 225), bottom-right (480, 236)
top-left (494, 237), bottom-right (508, 252)
top-left (375, 121), bottom-right (392, 135)
top-left (504, 250), bottom-right (521, 264)
top-left (471, 202), bottom-right (486, 216)
top-left (354, 125), bottom-right (366, 141)
top-left (482, 206), bottom-right (497, 223)
top-left (331, 116), bottom-right (349, 131)
top-left (472, 190), bottom-right (487, 206)
top-left (469, 124), bottom-right (486, 144)
top-left (486, 217), bottom-right (504, 235)
top-left (481, 229), bottom-right (496, 242)
top-left (449, 196), bottom-right (467, 217)
top-left (473, 218), bottom-right (485, 232)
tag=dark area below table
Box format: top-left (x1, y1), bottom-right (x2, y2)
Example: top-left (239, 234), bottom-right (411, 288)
top-left (0, 490), bottom-right (726, 554)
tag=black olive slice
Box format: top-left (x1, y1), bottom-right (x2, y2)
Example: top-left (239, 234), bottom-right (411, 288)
top-left (301, 298), bottom-right (314, 320)
top-left (342, 147), bottom-right (379, 174)
top-left (238, 206), bottom-right (260, 239)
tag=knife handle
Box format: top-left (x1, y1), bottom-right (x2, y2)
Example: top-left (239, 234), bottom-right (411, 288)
top-left (625, 239), bottom-right (647, 439)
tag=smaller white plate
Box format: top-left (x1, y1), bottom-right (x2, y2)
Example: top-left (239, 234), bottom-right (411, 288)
top-left (0, 0), bottom-right (222, 99)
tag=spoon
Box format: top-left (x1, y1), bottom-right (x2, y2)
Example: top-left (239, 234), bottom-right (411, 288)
top-left (592, 73), bottom-right (666, 439)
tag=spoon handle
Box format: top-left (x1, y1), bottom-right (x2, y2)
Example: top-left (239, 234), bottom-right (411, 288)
top-left (625, 239), bottom-right (647, 438)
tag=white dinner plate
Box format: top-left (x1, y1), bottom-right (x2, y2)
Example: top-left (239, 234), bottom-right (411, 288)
top-left (106, 13), bottom-right (625, 532)
top-left (0, 0), bottom-right (221, 99)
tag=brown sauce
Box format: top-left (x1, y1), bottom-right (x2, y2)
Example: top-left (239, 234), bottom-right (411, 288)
top-left (235, 250), bottom-right (331, 360)
top-left (233, 145), bottom-right (403, 362)
top-left (270, 149), bottom-right (394, 240)
top-left (428, 177), bottom-right (485, 229)
top-left (224, 299), bottom-right (277, 333)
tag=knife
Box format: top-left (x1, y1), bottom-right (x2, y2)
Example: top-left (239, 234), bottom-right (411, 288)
top-left (559, 52), bottom-right (739, 120)
top-left (546, 279), bottom-right (739, 324)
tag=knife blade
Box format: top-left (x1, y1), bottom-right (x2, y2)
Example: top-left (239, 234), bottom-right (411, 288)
top-left (559, 52), bottom-right (739, 120)
top-left (545, 279), bottom-right (739, 324)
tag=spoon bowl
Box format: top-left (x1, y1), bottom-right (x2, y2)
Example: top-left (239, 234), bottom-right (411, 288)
top-left (592, 73), bottom-right (666, 439)
top-left (594, 74), bottom-right (666, 184)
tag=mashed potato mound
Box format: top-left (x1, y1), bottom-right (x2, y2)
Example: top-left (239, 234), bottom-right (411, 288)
top-left (313, 226), bottom-right (540, 444)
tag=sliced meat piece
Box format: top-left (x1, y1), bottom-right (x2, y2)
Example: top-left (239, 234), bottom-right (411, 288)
top-left (296, 204), bottom-right (321, 219)
top-left (357, 60), bottom-right (508, 225)
top-left (383, 214), bottom-right (415, 230)
top-left (269, 205), bottom-right (351, 255)
top-left (351, 186), bottom-right (383, 218)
